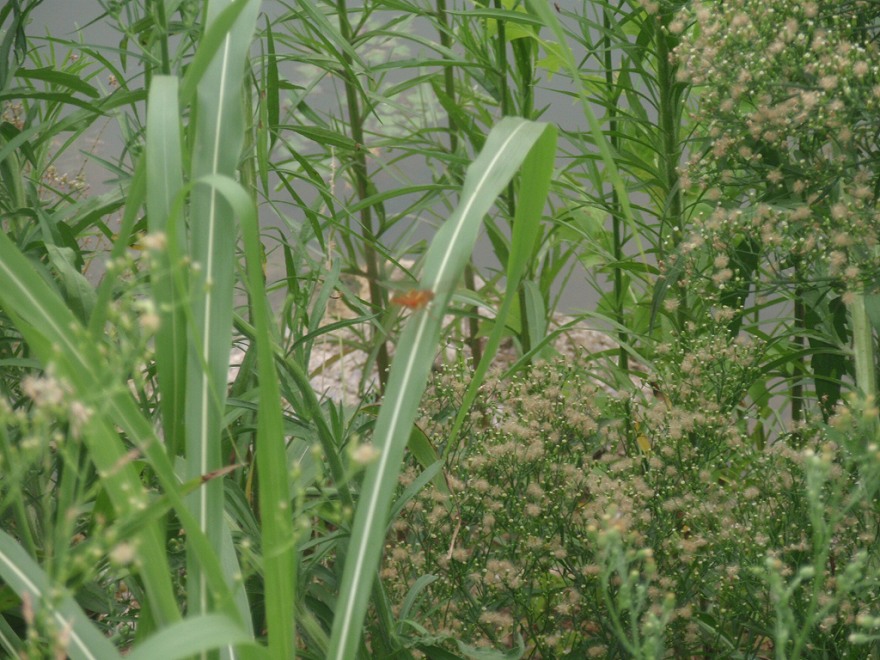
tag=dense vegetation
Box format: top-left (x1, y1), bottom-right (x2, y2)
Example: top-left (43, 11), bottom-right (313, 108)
top-left (0, 0), bottom-right (878, 658)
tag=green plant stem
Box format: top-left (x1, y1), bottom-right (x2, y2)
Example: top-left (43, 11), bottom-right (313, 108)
top-left (462, 264), bottom-right (484, 368)
top-left (436, 0), bottom-right (482, 367)
top-left (604, 2), bottom-right (628, 373)
top-left (436, 0), bottom-right (457, 155)
top-left (655, 17), bottom-right (682, 253)
top-left (790, 462), bottom-right (837, 660)
top-left (336, 0), bottom-right (391, 391)
top-left (513, 21), bottom-right (538, 361)
top-left (493, 0), bottom-right (510, 115)
top-left (654, 9), bottom-right (688, 327)
top-left (513, 37), bottom-right (533, 118)
top-left (240, 72), bottom-right (260, 461)
top-left (152, 0), bottom-right (171, 75)
top-left (491, 0), bottom-right (532, 359)
top-left (599, 540), bottom-right (640, 656)
top-left (793, 277), bottom-right (805, 426)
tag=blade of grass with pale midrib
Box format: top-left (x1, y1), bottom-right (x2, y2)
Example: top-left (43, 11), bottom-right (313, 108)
top-left (0, 530), bottom-right (120, 660)
top-left (184, 0), bottom-right (260, 620)
top-left (327, 117), bottom-right (557, 659)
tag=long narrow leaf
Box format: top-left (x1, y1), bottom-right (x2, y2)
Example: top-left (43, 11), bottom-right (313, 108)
top-left (442, 121), bottom-right (557, 457)
top-left (146, 75), bottom-right (187, 457)
top-left (0, 532), bottom-right (120, 660)
top-left (327, 117), bottom-right (556, 659)
top-left (239, 166), bottom-right (298, 657)
top-left (184, 0), bottom-right (260, 616)
top-left (178, 0), bottom-right (255, 107)
top-left (0, 234), bottom-right (182, 626)
top-left (127, 615), bottom-right (265, 660)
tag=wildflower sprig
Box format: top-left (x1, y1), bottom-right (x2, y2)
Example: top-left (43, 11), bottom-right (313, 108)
top-left (675, 0), bottom-right (880, 284)
top-left (384, 355), bottom-right (880, 657)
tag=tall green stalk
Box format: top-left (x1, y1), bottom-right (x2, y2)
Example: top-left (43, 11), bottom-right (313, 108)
top-left (603, 2), bottom-right (628, 372)
top-left (653, 4), bottom-right (690, 331)
top-left (435, 0), bottom-right (483, 368)
top-left (654, 9), bottom-right (684, 255)
top-left (335, 0), bottom-right (391, 390)
top-left (492, 0), bottom-right (537, 359)
top-left (792, 265), bottom-right (806, 426)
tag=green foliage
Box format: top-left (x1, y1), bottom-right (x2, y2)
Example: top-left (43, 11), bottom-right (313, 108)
top-left (385, 358), bottom-right (880, 658)
top-left (0, 0), bottom-right (879, 658)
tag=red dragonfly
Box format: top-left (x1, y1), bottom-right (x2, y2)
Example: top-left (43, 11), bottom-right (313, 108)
top-left (391, 289), bottom-right (435, 310)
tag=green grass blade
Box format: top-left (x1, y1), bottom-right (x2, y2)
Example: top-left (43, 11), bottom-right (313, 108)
top-left (0, 611), bottom-right (24, 656)
top-left (178, 0), bottom-right (255, 107)
top-left (441, 121), bottom-right (557, 457)
top-left (239, 168), bottom-right (297, 657)
top-left (525, 0), bottom-right (646, 262)
top-left (327, 117), bottom-right (556, 659)
top-left (127, 615), bottom-right (266, 660)
top-left (16, 66), bottom-right (100, 97)
top-left (184, 0), bottom-right (260, 616)
top-left (852, 291), bottom-right (878, 405)
top-left (146, 75), bottom-right (187, 457)
top-left (0, 530), bottom-right (120, 660)
top-left (263, 14), bottom-right (280, 151)
top-left (0, 233), bottom-right (182, 627)
top-left (104, 175), bottom-right (269, 635)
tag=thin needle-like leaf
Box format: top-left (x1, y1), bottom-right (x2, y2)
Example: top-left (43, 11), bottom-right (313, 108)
top-left (526, 0), bottom-right (646, 262)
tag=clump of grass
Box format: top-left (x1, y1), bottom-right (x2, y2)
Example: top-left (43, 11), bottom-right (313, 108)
top-left (384, 349), bottom-right (880, 658)
top-left (2, 1), bottom-right (880, 657)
